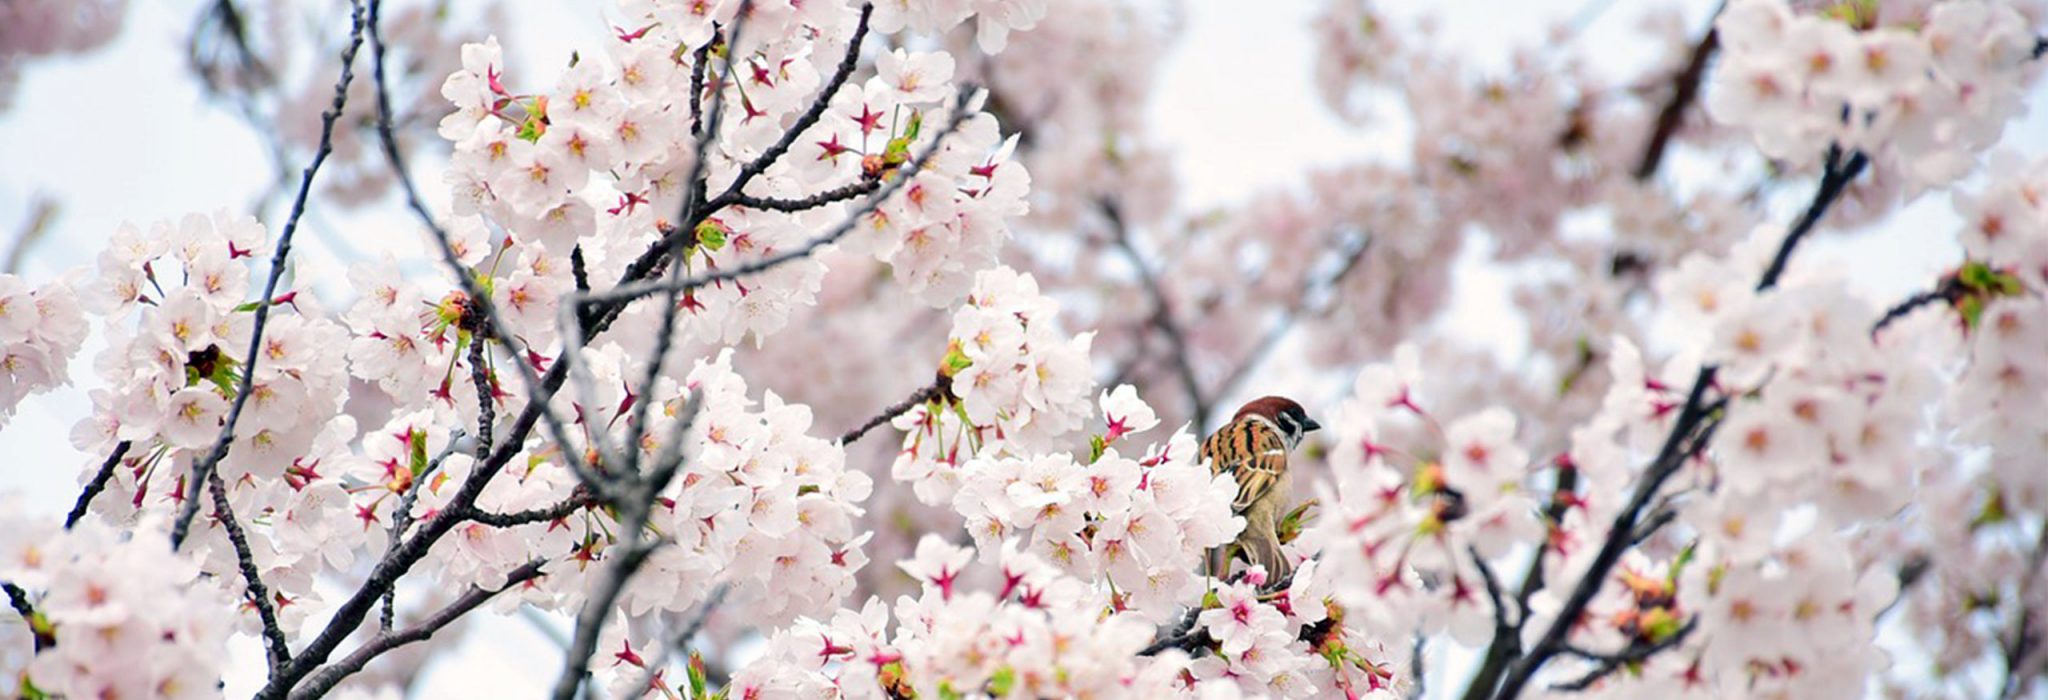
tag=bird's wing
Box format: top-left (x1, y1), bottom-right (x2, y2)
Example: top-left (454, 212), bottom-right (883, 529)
top-left (1201, 417), bottom-right (1289, 514)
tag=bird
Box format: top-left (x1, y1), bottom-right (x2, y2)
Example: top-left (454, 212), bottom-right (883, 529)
top-left (1201, 396), bottom-right (1320, 583)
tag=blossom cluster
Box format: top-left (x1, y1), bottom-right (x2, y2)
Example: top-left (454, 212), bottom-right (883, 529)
top-left (0, 514), bottom-right (231, 699)
top-left (892, 268), bottom-right (1095, 500)
top-left (708, 537), bottom-right (1172, 699)
top-left (1707, 0), bottom-right (2043, 188)
top-left (0, 273), bottom-right (84, 427)
top-left (0, 0), bottom-right (125, 110)
top-left (1302, 345), bottom-right (1546, 646)
top-left (72, 211), bottom-right (355, 499)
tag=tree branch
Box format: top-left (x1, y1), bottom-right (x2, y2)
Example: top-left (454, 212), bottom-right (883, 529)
top-left (3, 582), bottom-right (51, 651)
top-left (841, 374), bottom-right (951, 446)
top-left (1492, 150), bottom-right (1866, 700)
top-left (288, 559), bottom-right (549, 700)
top-left (729, 180), bottom-right (880, 213)
top-left (1999, 521), bottom-right (2048, 699)
top-left (1871, 275), bottom-right (1962, 337)
top-left (208, 471), bottom-right (292, 671)
top-left (382, 431), bottom-right (467, 633)
top-left (1551, 619), bottom-right (1698, 692)
top-left (1632, 4), bottom-right (1722, 181)
top-left (618, 583), bottom-right (732, 699)
top-left (470, 490), bottom-right (596, 528)
top-left (171, 0), bottom-right (368, 551)
top-left (64, 441), bottom-right (130, 529)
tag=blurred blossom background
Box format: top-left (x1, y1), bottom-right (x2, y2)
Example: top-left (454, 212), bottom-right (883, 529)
top-left (4, 0), bottom-right (2047, 696)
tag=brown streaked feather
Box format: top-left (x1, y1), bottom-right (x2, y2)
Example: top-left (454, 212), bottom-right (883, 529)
top-left (1201, 416), bottom-right (1289, 513)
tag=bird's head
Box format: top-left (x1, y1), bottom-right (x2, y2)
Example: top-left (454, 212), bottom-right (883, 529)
top-left (1235, 396), bottom-right (1321, 450)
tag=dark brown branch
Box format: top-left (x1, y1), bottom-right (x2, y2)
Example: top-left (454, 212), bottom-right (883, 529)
top-left (471, 491), bottom-right (595, 528)
top-left (841, 375), bottom-right (951, 446)
top-left (3, 582), bottom-right (51, 651)
top-left (1491, 149), bottom-right (1867, 700)
top-left (381, 431), bottom-right (466, 633)
top-left (1871, 276), bottom-right (1962, 337)
top-left (209, 471), bottom-right (292, 671)
top-left (730, 180), bottom-right (880, 213)
top-left (1552, 619), bottom-right (1698, 692)
top-left (1632, 4), bottom-right (1722, 182)
top-left (64, 441), bottom-right (130, 529)
top-left (171, 0), bottom-right (367, 551)
top-left (288, 559), bottom-right (548, 700)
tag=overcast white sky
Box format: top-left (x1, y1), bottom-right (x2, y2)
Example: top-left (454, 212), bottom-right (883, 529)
top-left (1, 0), bottom-right (2044, 696)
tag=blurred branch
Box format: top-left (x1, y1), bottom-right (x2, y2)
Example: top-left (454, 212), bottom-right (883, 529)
top-left (1101, 197), bottom-right (1209, 431)
top-left (1208, 231), bottom-right (1373, 414)
top-left (1632, 3), bottom-right (1722, 182)
top-left (1998, 522), bottom-right (2048, 699)
top-left (1551, 619), bottom-right (1698, 692)
top-left (171, 0), bottom-right (368, 551)
top-left (3, 196), bottom-right (57, 274)
top-left (618, 583), bottom-right (732, 700)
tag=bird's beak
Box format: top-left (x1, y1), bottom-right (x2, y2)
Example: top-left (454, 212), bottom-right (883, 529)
top-left (1303, 417), bottom-right (1322, 433)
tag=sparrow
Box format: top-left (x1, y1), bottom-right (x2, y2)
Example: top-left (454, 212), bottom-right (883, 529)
top-left (1201, 396), bottom-right (1320, 583)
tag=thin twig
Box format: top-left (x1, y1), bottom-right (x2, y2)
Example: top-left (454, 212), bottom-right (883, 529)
top-left (288, 559), bottom-right (549, 700)
top-left (171, 0), bottom-right (368, 551)
top-left (382, 431), bottom-right (467, 633)
top-left (471, 491), bottom-right (595, 528)
top-left (728, 180), bottom-right (880, 212)
top-left (1871, 276), bottom-right (1961, 337)
top-left (1550, 619), bottom-right (1698, 692)
top-left (64, 441), bottom-right (131, 529)
top-left (840, 375), bottom-right (950, 445)
top-left (208, 472), bottom-right (293, 671)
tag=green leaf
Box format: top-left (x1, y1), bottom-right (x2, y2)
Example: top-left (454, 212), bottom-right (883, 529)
top-left (695, 220), bottom-right (729, 252)
top-left (1089, 435), bottom-right (1107, 462)
top-left (687, 651), bottom-right (709, 698)
top-left (938, 681), bottom-right (963, 700)
top-left (409, 428), bottom-right (430, 477)
top-left (987, 666), bottom-right (1016, 696)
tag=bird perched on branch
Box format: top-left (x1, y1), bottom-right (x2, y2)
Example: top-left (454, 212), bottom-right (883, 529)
top-left (1202, 396), bottom-right (1319, 582)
